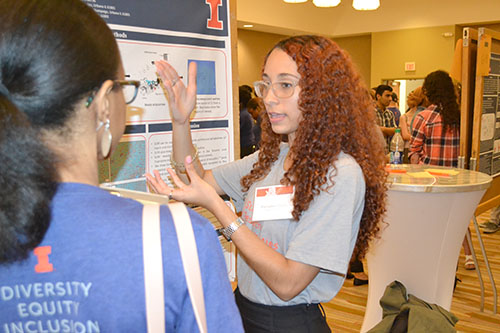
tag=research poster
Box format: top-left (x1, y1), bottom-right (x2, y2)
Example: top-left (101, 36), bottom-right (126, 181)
top-left (479, 52), bottom-right (500, 176)
top-left (83, 0), bottom-right (234, 191)
top-left (84, 0), bottom-right (236, 282)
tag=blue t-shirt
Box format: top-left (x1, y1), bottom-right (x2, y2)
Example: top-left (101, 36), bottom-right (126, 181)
top-left (0, 183), bottom-right (243, 332)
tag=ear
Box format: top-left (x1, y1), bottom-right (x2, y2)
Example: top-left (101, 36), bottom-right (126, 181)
top-left (94, 80), bottom-right (114, 124)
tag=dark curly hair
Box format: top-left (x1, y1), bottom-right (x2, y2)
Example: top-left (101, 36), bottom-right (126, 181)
top-left (241, 35), bottom-right (387, 260)
top-left (423, 70), bottom-right (460, 132)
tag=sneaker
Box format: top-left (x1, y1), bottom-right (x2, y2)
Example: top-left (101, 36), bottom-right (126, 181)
top-left (483, 222), bottom-right (500, 234)
top-left (479, 221), bottom-right (489, 228)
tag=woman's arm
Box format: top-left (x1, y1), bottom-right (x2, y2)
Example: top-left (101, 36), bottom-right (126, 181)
top-left (399, 114), bottom-right (410, 141)
top-left (168, 157), bottom-right (320, 302)
top-left (147, 60), bottom-right (223, 195)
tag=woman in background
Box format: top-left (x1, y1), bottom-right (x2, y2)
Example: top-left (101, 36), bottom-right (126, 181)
top-left (148, 35), bottom-right (387, 332)
top-left (0, 0), bottom-right (242, 331)
top-left (409, 70), bottom-right (474, 271)
top-left (410, 71), bottom-right (459, 166)
top-left (400, 87), bottom-right (428, 163)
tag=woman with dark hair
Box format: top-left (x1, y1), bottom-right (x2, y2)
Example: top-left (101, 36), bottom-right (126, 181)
top-left (147, 35), bottom-right (387, 332)
top-left (0, 0), bottom-right (242, 330)
top-left (409, 70), bottom-right (474, 271)
top-left (409, 70), bottom-right (460, 166)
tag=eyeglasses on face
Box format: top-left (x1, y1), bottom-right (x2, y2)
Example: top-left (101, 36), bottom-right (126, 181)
top-left (253, 80), bottom-right (299, 99)
top-left (113, 80), bottom-right (140, 105)
top-left (86, 79), bottom-right (140, 108)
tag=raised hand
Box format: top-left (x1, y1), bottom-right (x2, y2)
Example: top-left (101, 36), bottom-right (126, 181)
top-left (155, 60), bottom-right (197, 125)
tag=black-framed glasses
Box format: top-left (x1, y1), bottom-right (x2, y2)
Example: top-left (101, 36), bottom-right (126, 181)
top-left (114, 80), bottom-right (140, 105)
top-left (85, 79), bottom-right (140, 108)
top-left (253, 80), bottom-right (299, 99)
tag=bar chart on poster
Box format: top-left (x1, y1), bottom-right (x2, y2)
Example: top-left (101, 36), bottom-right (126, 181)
top-left (83, 0), bottom-right (235, 192)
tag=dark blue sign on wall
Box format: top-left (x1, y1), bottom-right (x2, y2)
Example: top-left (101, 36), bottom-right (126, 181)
top-left (83, 0), bottom-right (229, 37)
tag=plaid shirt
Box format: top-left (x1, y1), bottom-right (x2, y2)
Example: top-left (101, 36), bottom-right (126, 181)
top-left (375, 106), bottom-right (396, 149)
top-left (409, 105), bottom-right (459, 167)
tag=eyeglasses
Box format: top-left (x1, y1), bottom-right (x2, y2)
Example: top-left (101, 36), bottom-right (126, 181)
top-left (253, 80), bottom-right (299, 99)
top-left (113, 80), bottom-right (140, 104)
top-left (85, 79), bottom-right (140, 108)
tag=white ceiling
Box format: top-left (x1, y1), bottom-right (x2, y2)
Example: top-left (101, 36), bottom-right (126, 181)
top-left (236, 0), bottom-right (500, 37)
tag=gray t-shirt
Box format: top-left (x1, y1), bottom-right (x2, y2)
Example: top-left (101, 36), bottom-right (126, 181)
top-left (213, 143), bottom-right (365, 305)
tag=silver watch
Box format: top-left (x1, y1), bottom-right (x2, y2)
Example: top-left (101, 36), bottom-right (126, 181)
top-left (221, 217), bottom-right (245, 241)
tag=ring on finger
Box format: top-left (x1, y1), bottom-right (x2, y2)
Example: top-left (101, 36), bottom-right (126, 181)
top-left (171, 78), bottom-right (178, 86)
top-left (168, 190), bottom-right (173, 200)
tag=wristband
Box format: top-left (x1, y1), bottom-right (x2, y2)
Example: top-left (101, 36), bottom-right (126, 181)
top-left (170, 145), bottom-right (198, 172)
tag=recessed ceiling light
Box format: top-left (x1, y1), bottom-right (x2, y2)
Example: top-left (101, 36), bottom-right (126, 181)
top-left (243, 24), bottom-right (254, 28)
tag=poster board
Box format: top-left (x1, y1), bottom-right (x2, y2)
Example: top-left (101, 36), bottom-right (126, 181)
top-left (82, 0), bottom-right (238, 192)
top-left (84, 0), bottom-right (239, 280)
top-left (461, 27), bottom-right (500, 214)
top-left (459, 28), bottom-right (478, 169)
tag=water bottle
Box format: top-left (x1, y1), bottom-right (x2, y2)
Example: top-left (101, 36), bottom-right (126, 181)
top-left (390, 128), bottom-right (404, 164)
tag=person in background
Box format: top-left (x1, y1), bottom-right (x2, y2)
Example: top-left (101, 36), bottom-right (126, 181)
top-left (480, 205), bottom-right (500, 234)
top-left (399, 87), bottom-right (428, 163)
top-left (375, 84), bottom-right (397, 153)
top-left (409, 70), bottom-right (474, 271)
top-left (147, 35), bottom-right (387, 332)
top-left (387, 92), bottom-right (401, 126)
top-left (239, 85), bottom-right (256, 158)
top-left (409, 71), bottom-right (459, 166)
top-left (247, 97), bottom-right (263, 148)
top-left (0, 1), bottom-right (243, 331)
top-left (240, 84), bottom-right (254, 97)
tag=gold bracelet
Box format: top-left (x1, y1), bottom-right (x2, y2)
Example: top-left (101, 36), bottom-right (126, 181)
top-left (170, 145), bottom-right (199, 172)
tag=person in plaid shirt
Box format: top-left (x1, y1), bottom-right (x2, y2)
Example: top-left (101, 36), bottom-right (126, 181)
top-left (409, 70), bottom-right (475, 270)
top-left (375, 84), bottom-right (397, 152)
top-left (409, 71), bottom-right (460, 167)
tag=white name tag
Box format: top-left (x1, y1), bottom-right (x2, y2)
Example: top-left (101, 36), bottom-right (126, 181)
top-left (252, 185), bottom-right (295, 221)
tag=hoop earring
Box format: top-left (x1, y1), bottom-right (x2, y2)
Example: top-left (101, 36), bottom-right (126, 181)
top-left (99, 119), bottom-right (113, 158)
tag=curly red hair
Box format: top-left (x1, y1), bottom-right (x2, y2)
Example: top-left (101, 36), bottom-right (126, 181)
top-left (241, 35), bottom-right (387, 260)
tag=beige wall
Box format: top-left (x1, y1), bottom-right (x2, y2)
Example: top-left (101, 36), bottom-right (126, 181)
top-left (333, 35), bottom-right (371, 86)
top-left (237, 29), bottom-right (287, 87)
top-left (371, 26), bottom-right (456, 87)
top-left (238, 30), bottom-right (372, 87)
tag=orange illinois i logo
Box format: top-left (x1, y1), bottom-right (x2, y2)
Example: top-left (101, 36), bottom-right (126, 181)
top-left (205, 0), bottom-right (223, 30)
top-left (34, 246), bottom-right (53, 273)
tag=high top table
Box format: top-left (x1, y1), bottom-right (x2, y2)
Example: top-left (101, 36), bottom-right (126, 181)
top-left (360, 164), bottom-right (492, 332)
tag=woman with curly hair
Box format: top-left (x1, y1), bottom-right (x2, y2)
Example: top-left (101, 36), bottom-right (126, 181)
top-left (409, 70), bottom-right (460, 166)
top-left (147, 35), bottom-right (387, 332)
top-left (409, 71), bottom-right (474, 270)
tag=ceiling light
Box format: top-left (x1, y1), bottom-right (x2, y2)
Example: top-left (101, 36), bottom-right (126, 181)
top-left (243, 24), bottom-right (254, 28)
top-left (313, 0), bottom-right (341, 7)
top-left (283, 0), bottom-right (307, 3)
top-left (352, 0), bottom-right (380, 10)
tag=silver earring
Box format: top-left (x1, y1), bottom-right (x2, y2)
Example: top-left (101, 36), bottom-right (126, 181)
top-left (100, 119), bottom-right (112, 158)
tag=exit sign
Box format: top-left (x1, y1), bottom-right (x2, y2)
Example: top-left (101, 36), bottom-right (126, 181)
top-left (405, 62), bottom-right (416, 71)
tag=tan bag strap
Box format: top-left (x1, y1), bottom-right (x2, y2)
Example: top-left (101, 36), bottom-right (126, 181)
top-left (142, 203), bottom-right (207, 333)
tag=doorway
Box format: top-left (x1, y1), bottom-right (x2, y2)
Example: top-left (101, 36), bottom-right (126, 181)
top-left (382, 79), bottom-right (424, 115)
